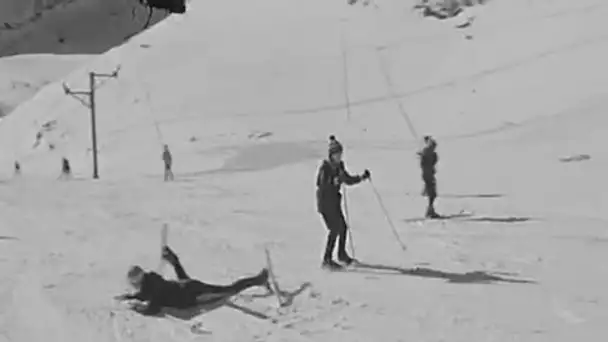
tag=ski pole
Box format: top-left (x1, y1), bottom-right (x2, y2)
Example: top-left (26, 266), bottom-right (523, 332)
top-left (369, 180), bottom-right (407, 251)
top-left (343, 186), bottom-right (356, 258)
top-left (157, 223), bottom-right (169, 274)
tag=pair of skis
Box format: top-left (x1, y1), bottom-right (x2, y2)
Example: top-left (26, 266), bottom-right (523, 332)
top-left (403, 210), bottom-right (475, 225)
top-left (157, 224), bottom-right (286, 309)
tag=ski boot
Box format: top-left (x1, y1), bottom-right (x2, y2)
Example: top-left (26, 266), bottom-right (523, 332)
top-left (161, 246), bottom-right (179, 264)
top-left (426, 207), bottom-right (441, 219)
top-left (338, 255), bottom-right (359, 267)
top-left (257, 268), bottom-right (272, 291)
top-left (322, 259), bottom-right (343, 271)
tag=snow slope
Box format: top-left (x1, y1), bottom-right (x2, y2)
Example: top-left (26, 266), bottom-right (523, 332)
top-left (0, 0), bottom-right (170, 116)
top-left (1, 0), bottom-right (608, 341)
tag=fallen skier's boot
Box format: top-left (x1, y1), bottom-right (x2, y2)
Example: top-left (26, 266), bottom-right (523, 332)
top-left (257, 268), bottom-right (271, 290)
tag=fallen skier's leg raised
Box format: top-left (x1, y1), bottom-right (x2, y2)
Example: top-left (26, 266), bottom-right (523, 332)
top-left (187, 269), bottom-right (270, 305)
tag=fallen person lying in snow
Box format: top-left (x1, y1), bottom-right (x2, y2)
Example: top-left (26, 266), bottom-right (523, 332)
top-left (114, 246), bottom-right (270, 315)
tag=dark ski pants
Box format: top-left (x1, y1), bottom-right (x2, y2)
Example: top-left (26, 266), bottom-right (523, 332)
top-left (423, 174), bottom-right (437, 214)
top-left (321, 209), bottom-right (350, 262)
top-left (170, 254), bottom-right (262, 305)
top-left (164, 163), bottom-right (174, 181)
top-left (423, 175), bottom-right (437, 199)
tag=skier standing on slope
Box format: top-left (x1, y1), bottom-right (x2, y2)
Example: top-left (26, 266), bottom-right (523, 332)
top-left (162, 144), bottom-right (174, 181)
top-left (418, 136), bottom-right (440, 218)
top-left (115, 246), bottom-right (270, 315)
top-left (316, 135), bottom-right (371, 270)
top-left (59, 157), bottom-right (72, 180)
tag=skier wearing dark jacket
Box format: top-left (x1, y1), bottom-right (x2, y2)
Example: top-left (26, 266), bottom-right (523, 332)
top-left (115, 246), bottom-right (270, 315)
top-left (316, 135), bottom-right (370, 270)
top-left (162, 144), bottom-right (174, 182)
top-left (418, 135), bottom-right (440, 218)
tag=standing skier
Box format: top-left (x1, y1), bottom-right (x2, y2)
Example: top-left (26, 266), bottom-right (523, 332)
top-left (59, 157), bottom-right (72, 180)
top-left (162, 144), bottom-right (174, 181)
top-left (316, 135), bottom-right (370, 270)
top-left (418, 136), bottom-right (440, 218)
top-left (14, 161), bottom-right (21, 176)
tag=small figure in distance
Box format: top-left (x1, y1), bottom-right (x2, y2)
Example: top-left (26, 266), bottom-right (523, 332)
top-left (417, 136), bottom-right (440, 219)
top-left (162, 144), bottom-right (174, 182)
top-left (14, 161), bottom-right (21, 176)
top-left (59, 157), bottom-right (72, 180)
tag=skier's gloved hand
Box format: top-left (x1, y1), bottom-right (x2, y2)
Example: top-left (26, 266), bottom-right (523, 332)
top-left (130, 300), bottom-right (149, 312)
top-left (361, 169), bottom-right (371, 181)
top-left (114, 294), bottom-right (130, 301)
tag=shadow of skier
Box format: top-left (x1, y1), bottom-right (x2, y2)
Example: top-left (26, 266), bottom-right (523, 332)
top-left (465, 216), bottom-right (533, 223)
top-left (350, 262), bottom-right (536, 284)
top-left (439, 193), bottom-right (504, 199)
top-left (162, 296), bottom-right (271, 321)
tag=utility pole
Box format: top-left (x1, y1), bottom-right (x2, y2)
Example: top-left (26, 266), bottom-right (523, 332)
top-left (62, 65), bottom-right (121, 179)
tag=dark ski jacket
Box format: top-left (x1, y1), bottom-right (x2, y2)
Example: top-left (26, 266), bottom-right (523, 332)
top-left (162, 151), bottom-right (172, 166)
top-left (122, 271), bottom-right (197, 315)
top-left (418, 147), bottom-right (438, 179)
top-left (316, 159), bottom-right (363, 213)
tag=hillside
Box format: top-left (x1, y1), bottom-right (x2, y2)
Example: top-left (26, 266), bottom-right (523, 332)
top-left (1, 0), bottom-right (608, 341)
top-left (0, 0), bottom-right (169, 117)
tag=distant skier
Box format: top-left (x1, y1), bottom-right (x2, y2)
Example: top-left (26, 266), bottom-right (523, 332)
top-left (59, 157), bottom-right (72, 180)
top-left (417, 136), bottom-right (440, 218)
top-left (115, 246), bottom-right (270, 315)
top-left (14, 161), bottom-right (21, 176)
top-left (162, 144), bottom-right (174, 181)
top-left (316, 135), bottom-right (371, 270)
top-left (33, 131), bottom-right (43, 148)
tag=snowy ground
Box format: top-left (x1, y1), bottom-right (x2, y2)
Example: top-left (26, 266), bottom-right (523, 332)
top-left (1, 0), bottom-right (608, 341)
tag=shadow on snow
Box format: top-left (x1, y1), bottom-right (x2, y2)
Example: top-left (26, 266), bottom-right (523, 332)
top-left (403, 212), bottom-right (474, 223)
top-left (440, 193), bottom-right (504, 199)
top-left (404, 214), bottom-right (534, 224)
top-left (348, 262), bottom-right (536, 285)
top-left (464, 216), bottom-right (533, 223)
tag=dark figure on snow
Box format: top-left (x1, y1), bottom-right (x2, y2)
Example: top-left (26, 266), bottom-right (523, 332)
top-left (14, 161), bottom-right (21, 176)
top-left (418, 136), bottom-right (440, 218)
top-left (59, 157), bottom-right (72, 179)
top-left (115, 246), bottom-right (270, 315)
top-left (316, 135), bottom-right (370, 270)
top-left (162, 144), bottom-right (174, 181)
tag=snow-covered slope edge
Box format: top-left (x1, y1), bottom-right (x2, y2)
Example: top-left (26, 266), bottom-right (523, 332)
top-left (0, 0), bottom-right (171, 118)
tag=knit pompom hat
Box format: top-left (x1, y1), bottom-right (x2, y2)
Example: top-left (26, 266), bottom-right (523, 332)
top-left (423, 135), bottom-right (437, 147)
top-left (328, 135), bottom-right (343, 155)
top-left (127, 265), bottom-right (144, 280)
